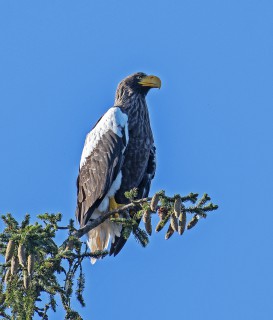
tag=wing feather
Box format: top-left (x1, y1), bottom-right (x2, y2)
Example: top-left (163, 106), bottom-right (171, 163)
top-left (76, 107), bottom-right (128, 227)
top-left (109, 145), bottom-right (156, 256)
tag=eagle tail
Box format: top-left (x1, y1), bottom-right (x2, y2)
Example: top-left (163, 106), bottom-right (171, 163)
top-left (87, 220), bottom-right (121, 264)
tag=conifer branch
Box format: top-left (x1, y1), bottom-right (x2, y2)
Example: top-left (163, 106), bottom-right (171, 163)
top-left (0, 190), bottom-right (218, 318)
top-left (73, 197), bottom-right (150, 238)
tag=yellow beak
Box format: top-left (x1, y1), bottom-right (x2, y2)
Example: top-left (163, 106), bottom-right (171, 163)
top-left (138, 75), bottom-right (161, 88)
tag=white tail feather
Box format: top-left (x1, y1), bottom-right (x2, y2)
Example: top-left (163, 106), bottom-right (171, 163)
top-left (87, 220), bottom-right (121, 264)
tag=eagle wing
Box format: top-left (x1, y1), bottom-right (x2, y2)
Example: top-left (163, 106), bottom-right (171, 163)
top-left (76, 107), bottom-right (128, 227)
top-left (109, 145), bottom-right (156, 256)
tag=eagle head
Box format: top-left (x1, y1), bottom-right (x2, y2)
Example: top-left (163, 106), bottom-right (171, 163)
top-left (116, 72), bottom-right (161, 99)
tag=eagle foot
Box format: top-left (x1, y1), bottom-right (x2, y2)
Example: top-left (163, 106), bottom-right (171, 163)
top-left (109, 197), bottom-right (125, 211)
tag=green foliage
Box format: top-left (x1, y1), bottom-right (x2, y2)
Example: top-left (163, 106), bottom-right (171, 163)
top-left (124, 188), bottom-right (138, 201)
top-left (0, 213), bottom-right (107, 320)
top-left (132, 227), bottom-right (149, 247)
top-left (0, 191), bottom-right (218, 318)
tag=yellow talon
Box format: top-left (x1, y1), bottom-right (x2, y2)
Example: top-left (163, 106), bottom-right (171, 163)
top-left (109, 197), bottom-right (125, 218)
top-left (109, 197), bottom-right (125, 211)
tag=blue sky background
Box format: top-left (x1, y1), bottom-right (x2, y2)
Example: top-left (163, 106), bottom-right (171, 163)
top-left (0, 1), bottom-right (273, 319)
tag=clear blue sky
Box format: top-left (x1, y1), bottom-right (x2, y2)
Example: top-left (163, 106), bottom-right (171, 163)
top-left (0, 1), bottom-right (273, 319)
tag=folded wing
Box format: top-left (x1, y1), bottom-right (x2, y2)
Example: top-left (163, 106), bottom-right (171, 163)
top-left (76, 107), bottom-right (128, 228)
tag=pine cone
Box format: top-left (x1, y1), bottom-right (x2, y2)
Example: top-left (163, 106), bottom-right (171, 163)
top-left (178, 211), bottom-right (187, 235)
top-left (150, 193), bottom-right (160, 212)
top-left (18, 244), bottom-right (27, 268)
top-left (4, 268), bottom-right (10, 283)
top-left (27, 254), bottom-right (35, 277)
top-left (155, 210), bottom-right (170, 232)
top-left (5, 240), bottom-right (15, 262)
top-left (165, 224), bottom-right (174, 240)
top-left (155, 220), bottom-right (162, 232)
top-left (142, 209), bottom-right (152, 236)
top-left (170, 213), bottom-right (178, 232)
top-left (11, 256), bottom-right (19, 275)
top-left (174, 198), bottom-right (182, 218)
top-left (23, 272), bottom-right (30, 289)
top-left (158, 206), bottom-right (168, 220)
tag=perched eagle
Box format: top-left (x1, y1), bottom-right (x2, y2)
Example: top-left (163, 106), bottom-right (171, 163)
top-left (76, 72), bottom-right (161, 263)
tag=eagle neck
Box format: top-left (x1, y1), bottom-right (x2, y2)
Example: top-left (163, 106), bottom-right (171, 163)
top-left (115, 93), bottom-right (143, 123)
top-left (124, 95), bottom-right (154, 145)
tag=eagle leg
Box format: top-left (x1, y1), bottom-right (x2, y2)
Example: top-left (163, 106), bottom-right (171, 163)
top-left (109, 197), bottom-right (125, 217)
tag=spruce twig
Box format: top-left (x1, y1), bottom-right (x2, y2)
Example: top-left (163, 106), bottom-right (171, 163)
top-left (0, 190), bottom-right (218, 318)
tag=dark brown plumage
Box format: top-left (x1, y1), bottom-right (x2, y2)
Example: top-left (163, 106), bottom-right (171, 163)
top-left (76, 72), bottom-right (161, 262)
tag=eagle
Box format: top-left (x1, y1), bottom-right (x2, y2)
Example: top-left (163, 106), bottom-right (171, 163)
top-left (76, 72), bottom-right (161, 263)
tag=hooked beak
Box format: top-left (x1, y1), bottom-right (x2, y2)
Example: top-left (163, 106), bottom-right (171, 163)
top-left (138, 75), bottom-right (161, 88)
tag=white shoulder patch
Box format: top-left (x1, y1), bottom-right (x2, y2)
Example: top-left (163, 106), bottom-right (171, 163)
top-left (80, 107), bottom-right (128, 168)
